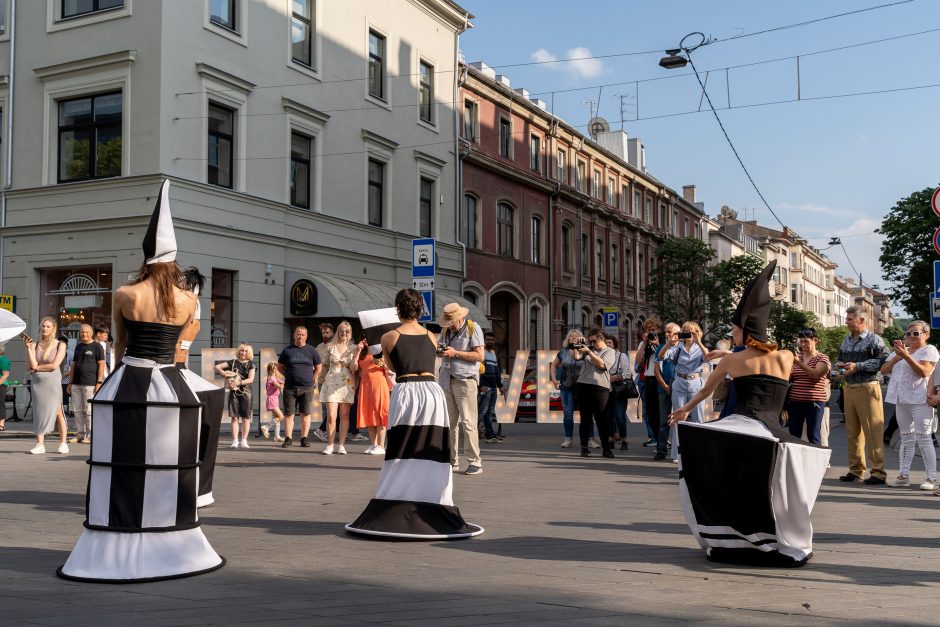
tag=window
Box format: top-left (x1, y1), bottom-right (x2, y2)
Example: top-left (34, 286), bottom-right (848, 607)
top-left (581, 234), bottom-right (589, 276)
top-left (611, 243), bottom-right (619, 283)
top-left (209, 0), bottom-right (235, 31)
top-left (596, 238), bottom-right (604, 280)
top-left (592, 170), bottom-right (600, 198)
top-left (634, 190), bottom-right (641, 217)
top-left (211, 269), bottom-right (234, 348)
top-left (39, 265), bottom-right (113, 332)
top-left (607, 178), bottom-right (614, 204)
top-left (499, 118), bottom-right (511, 158)
top-left (625, 248), bottom-right (632, 285)
top-left (419, 61), bottom-right (433, 123)
top-left (368, 30), bottom-right (385, 99)
top-left (695, 223), bottom-right (701, 240)
top-left (684, 218), bottom-right (690, 238)
top-left (419, 177), bottom-right (433, 237)
top-left (463, 100), bottom-right (477, 141)
top-left (497, 203), bottom-right (514, 257)
top-left (63, 0), bottom-right (123, 20)
top-left (621, 185), bottom-right (629, 212)
top-left (790, 284), bottom-right (799, 304)
top-left (530, 216), bottom-right (542, 264)
top-left (207, 103), bottom-right (234, 188)
top-left (645, 198), bottom-right (652, 223)
top-left (367, 159), bottom-right (384, 227)
top-left (790, 252), bottom-right (798, 268)
top-left (576, 161), bottom-right (585, 192)
top-left (673, 210), bottom-right (679, 236)
top-left (58, 92), bottom-right (122, 183)
top-left (291, 0), bottom-right (314, 67)
top-left (638, 252), bottom-right (645, 287)
top-left (562, 224), bottom-right (572, 271)
top-left (658, 204), bottom-right (666, 229)
top-left (0, 0), bottom-right (5, 32)
top-left (529, 305), bottom-right (540, 350)
top-left (462, 194), bottom-right (477, 248)
top-left (290, 132), bottom-right (311, 209)
top-left (556, 149), bottom-right (566, 182)
top-left (529, 134), bottom-right (540, 172)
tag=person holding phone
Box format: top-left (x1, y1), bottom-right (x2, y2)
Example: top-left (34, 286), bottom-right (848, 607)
top-left (659, 321), bottom-right (709, 462)
top-left (882, 320), bottom-right (937, 490)
top-left (23, 318), bottom-right (69, 455)
top-left (787, 328), bottom-right (830, 446)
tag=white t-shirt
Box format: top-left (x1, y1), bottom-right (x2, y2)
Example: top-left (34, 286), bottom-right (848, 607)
top-left (885, 344), bottom-right (939, 405)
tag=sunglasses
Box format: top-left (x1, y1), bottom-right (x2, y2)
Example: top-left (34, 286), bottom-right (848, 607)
top-left (905, 331), bottom-right (926, 337)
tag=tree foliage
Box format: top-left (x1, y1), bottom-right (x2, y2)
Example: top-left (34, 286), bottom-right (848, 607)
top-left (877, 186), bottom-right (938, 323)
top-left (709, 255), bottom-right (765, 340)
top-left (646, 238), bottom-right (717, 329)
top-left (768, 302), bottom-right (821, 351)
top-left (817, 325), bottom-right (848, 362)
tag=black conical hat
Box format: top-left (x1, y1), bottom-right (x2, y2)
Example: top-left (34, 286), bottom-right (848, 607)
top-left (142, 179), bottom-right (177, 265)
top-left (731, 260), bottom-right (777, 343)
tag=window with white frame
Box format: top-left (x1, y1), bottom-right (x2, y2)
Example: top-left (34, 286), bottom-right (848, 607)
top-left (290, 131), bottom-right (312, 209)
top-left (607, 177), bottom-right (614, 205)
top-left (529, 134), bottom-right (540, 172)
top-left (58, 92), bottom-right (122, 183)
top-left (621, 184), bottom-right (628, 212)
top-left (418, 60), bottom-right (433, 123)
top-left (530, 215), bottom-right (542, 264)
top-left (207, 102), bottom-right (234, 188)
top-left (63, 0), bottom-right (123, 20)
top-left (499, 118), bottom-right (511, 158)
top-left (611, 243), bottom-right (619, 283)
top-left (593, 170), bottom-right (600, 198)
top-left (576, 160), bottom-right (585, 192)
top-left (368, 30), bottom-right (386, 100)
top-left (556, 149), bottom-right (565, 182)
top-left (291, 0), bottom-right (314, 67)
top-left (645, 198), bottom-right (652, 223)
top-left (210, 0), bottom-right (235, 31)
top-left (367, 159), bottom-right (384, 227)
top-left (463, 99), bottom-right (477, 142)
top-left (419, 176), bottom-right (433, 237)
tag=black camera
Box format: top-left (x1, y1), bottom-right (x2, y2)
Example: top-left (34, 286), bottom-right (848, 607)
top-left (567, 342), bottom-right (586, 350)
top-left (678, 332), bottom-right (692, 340)
top-left (436, 343), bottom-right (447, 355)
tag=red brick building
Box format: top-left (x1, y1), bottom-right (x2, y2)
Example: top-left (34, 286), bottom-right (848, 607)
top-left (459, 63), bottom-right (706, 363)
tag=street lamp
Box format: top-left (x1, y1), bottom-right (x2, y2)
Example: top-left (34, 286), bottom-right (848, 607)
top-left (658, 48), bottom-right (687, 70)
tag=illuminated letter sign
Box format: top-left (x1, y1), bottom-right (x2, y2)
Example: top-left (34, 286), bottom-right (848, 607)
top-left (289, 279), bottom-right (317, 316)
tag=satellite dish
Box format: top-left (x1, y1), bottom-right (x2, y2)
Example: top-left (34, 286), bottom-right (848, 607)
top-left (588, 116), bottom-right (609, 138)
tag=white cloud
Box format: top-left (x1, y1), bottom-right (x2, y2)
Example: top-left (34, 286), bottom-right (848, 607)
top-left (834, 217), bottom-right (879, 238)
top-left (778, 201), bottom-right (860, 218)
top-left (530, 46), bottom-right (605, 79)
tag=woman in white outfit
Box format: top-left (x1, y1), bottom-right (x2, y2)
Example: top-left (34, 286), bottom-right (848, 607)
top-left (881, 320), bottom-right (938, 490)
top-left (320, 320), bottom-right (359, 455)
top-left (24, 316), bottom-right (69, 455)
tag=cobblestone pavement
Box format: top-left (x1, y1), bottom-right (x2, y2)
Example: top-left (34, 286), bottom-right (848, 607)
top-left (1, 413), bottom-right (939, 625)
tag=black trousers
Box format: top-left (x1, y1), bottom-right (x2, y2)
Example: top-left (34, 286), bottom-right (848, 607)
top-left (644, 377), bottom-right (662, 445)
top-left (576, 383), bottom-right (611, 450)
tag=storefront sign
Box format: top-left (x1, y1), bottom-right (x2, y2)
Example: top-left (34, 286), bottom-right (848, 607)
top-left (0, 294), bottom-right (14, 312)
top-left (289, 278), bottom-right (317, 317)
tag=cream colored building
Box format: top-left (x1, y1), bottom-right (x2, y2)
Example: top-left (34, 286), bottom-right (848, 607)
top-left (0, 0), bottom-right (477, 370)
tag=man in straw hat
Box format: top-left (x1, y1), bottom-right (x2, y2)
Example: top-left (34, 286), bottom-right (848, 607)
top-left (437, 303), bottom-right (485, 475)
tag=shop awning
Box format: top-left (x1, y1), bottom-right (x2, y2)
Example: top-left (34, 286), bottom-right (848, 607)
top-left (284, 271), bottom-right (489, 329)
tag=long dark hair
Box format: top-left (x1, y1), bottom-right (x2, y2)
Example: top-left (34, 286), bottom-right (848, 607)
top-left (181, 266), bottom-right (205, 295)
top-left (130, 262), bottom-right (183, 321)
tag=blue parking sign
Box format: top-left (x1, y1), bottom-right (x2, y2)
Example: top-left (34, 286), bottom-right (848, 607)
top-left (602, 308), bottom-right (619, 332)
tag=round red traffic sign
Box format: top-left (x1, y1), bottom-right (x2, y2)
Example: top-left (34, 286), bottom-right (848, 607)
top-left (933, 186), bottom-right (940, 219)
top-left (934, 225), bottom-right (940, 256)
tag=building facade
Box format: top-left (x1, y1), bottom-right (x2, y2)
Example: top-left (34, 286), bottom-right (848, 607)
top-left (0, 0), bottom-right (477, 369)
top-left (459, 62), bottom-right (706, 361)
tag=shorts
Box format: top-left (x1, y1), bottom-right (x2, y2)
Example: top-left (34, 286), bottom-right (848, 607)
top-left (265, 394), bottom-right (281, 411)
top-left (228, 389), bottom-right (252, 419)
top-left (283, 386), bottom-right (315, 416)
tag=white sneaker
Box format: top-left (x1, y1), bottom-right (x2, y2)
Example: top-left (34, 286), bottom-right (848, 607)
top-left (322, 444), bottom-right (334, 455)
top-left (274, 435), bottom-right (285, 442)
top-left (240, 439), bottom-right (249, 449)
top-left (369, 446), bottom-right (386, 456)
top-left (560, 438), bottom-right (572, 448)
top-left (28, 444), bottom-right (46, 455)
top-left (337, 445), bottom-right (347, 455)
top-left (920, 480), bottom-right (937, 491)
top-left (364, 445), bottom-right (375, 454)
top-left (587, 438), bottom-right (601, 449)
top-left (260, 424), bottom-right (270, 439)
top-left (58, 443), bottom-right (70, 455)
top-left (313, 429), bottom-right (327, 442)
top-left (230, 440), bottom-right (239, 448)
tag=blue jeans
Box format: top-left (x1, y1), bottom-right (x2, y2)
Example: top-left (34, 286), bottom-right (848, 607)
top-left (607, 393), bottom-right (628, 438)
top-left (560, 387), bottom-right (593, 439)
top-left (671, 377), bottom-right (704, 458)
top-left (637, 378), bottom-right (655, 441)
top-left (787, 400), bottom-right (825, 445)
top-left (477, 387), bottom-right (498, 438)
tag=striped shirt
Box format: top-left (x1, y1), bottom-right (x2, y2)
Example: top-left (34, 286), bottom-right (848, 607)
top-left (837, 330), bottom-right (889, 385)
top-left (789, 353), bottom-right (831, 402)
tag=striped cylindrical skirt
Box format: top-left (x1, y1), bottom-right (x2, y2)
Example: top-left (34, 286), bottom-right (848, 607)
top-left (57, 356), bottom-right (225, 582)
top-left (346, 377), bottom-right (483, 539)
top-left (177, 366), bottom-right (225, 508)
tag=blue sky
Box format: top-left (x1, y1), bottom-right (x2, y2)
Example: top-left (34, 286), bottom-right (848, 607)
top-left (459, 0), bottom-right (940, 314)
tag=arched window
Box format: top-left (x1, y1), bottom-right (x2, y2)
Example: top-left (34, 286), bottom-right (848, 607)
top-left (497, 202), bottom-right (514, 258)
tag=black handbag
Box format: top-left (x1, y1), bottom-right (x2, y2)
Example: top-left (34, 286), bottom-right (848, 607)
top-left (611, 352), bottom-right (639, 400)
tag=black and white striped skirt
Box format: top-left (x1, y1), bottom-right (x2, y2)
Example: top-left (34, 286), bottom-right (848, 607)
top-left (346, 377), bottom-right (484, 539)
top-left (57, 356), bottom-right (225, 582)
top-left (177, 366), bottom-right (225, 508)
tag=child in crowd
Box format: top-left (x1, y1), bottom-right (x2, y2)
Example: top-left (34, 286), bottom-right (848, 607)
top-left (263, 362), bottom-right (285, 442)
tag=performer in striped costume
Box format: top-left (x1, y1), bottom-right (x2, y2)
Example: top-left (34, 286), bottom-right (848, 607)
top-left (58, 180), bottom-right (224, 582)
top-left (346, 293), bottom-right (483, 539)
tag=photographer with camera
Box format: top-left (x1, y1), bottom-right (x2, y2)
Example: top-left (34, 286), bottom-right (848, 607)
top-left (635, 318), bottom-right (664, 450)
top-left (574, 328), bottom-right (617, 458)
top-left (438, 303), bottom-right (485, 475)
top-left (550, 330), bottom-right (599, 449)
top-left (659, 321), bottom-right (709, 462)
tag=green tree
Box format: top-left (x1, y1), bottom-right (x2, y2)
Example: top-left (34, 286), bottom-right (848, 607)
top-left (817, 325), bottom-right (848, 362)
top-left (646, 238), bottom-right (717, 328)
top-left (877, 186), bottom-right (938, 325)
top-left (881, 324), bottom-right (904, 345)
top-left (768, 302), bottom-right (821, 351)
top-left (709, 255), bottom-right (765, 341)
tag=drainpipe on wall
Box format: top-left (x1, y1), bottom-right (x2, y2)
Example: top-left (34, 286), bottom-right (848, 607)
top-left (0, 0), bottom-right (16, 294)
top-left (453, 15), bottom-right (469, 285)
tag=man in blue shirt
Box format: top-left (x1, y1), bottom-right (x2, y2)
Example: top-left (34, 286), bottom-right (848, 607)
top-left (277, 326), bottom-right (323, 448)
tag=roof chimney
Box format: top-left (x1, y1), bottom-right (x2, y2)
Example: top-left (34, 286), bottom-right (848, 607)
top-left (682, 185), bottom-right (696, 204)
